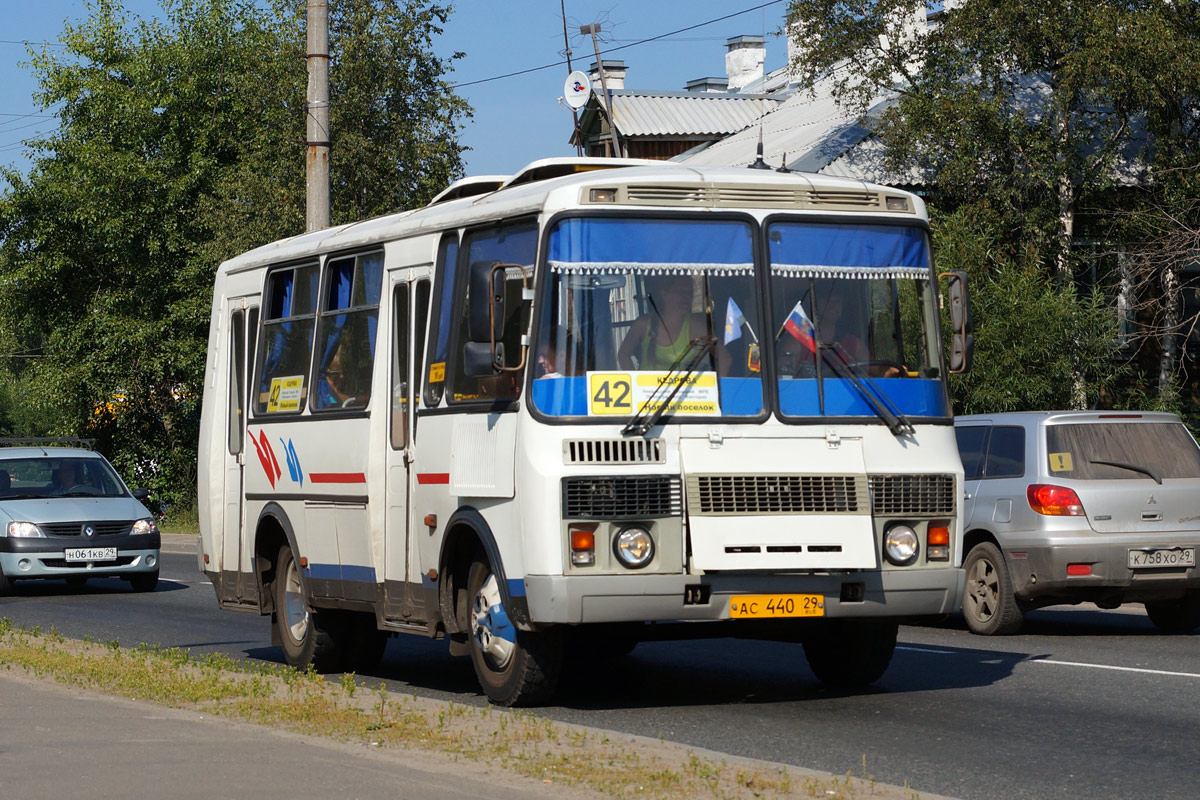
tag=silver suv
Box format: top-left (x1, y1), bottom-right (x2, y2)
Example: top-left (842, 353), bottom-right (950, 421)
top-left (0, 442), bottom-right (161, 593)
top-left (955, 412), bottom-right (1200, 634)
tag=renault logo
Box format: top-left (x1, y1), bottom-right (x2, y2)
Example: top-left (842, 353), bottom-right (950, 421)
top-left (83, 525), bottom-right (95, 537)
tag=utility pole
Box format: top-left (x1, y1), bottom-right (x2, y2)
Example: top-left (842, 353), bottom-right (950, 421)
top-left (306, 0), bottom-right (331, 232)
top-left (580, 23), bottom-right (623, 158)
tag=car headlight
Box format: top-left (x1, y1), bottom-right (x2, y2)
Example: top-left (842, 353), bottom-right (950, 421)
top-left (131, 517), bottom-right (158, 536)
top-left (7, 521), bottom-right (45, 538)
top-left (613, 525), bottom-right (654, 569)
top-left (884, 524), bottom-right (919, 566)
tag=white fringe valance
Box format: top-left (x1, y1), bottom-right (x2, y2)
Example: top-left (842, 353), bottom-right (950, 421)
top-left (771, 264), bottom-right (930, 280)
top-left (547, 260), bottom-right (754, 277)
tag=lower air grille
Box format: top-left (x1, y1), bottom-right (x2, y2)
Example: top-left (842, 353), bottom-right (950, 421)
top-left (562, 475), bottom-right (682, 519)
top-left (869, 474), bottom-right (956, 515)
top-left (687, 474), bottom-right (867, 515)
top-left (42, 556), bottom-right (137, 568)
top-left (40, 521), bottom-right (134, 537)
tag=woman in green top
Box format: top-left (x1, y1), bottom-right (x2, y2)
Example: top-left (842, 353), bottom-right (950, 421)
top-left (617, 275), bottom-right (727, 372)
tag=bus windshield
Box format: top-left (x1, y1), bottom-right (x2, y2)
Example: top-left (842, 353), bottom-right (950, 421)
top-left (767, 221), bottom-right (949, 420)
top-left (532, 216), bottom-right (764, 419)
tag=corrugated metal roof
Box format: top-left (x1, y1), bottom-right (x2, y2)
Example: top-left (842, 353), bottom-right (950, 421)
top-left (607, 90), bottom-right (779, 137)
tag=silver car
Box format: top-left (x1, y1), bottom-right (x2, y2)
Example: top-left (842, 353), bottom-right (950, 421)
top-left (954, 412), bottom-right (1200, 634)
top-left (0, 443), bottom-right (161, 593)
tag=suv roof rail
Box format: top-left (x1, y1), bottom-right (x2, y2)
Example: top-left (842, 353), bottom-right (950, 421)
top-left (0, 437), bottom-right (95, 450)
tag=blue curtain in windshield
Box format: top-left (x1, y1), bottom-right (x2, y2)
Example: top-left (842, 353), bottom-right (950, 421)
top-left (768, 222), bottom-right (927, 271)
top-left (548, 217), bottom-right (753, 272)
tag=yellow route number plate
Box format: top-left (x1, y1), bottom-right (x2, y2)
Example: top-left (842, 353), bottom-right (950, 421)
top-left (729, 594), bottom-right (825, 619)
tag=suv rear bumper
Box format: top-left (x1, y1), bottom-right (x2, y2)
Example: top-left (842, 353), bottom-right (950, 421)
top-left (1003, 532), bottom-right (1199, 604)
top-left (524, 567), bottom-right (964, 624)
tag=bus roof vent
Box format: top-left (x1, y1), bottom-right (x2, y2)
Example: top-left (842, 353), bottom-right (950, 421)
top-left (563, 438), bottom-right (666, 465)
top-left (805, 189), bottom-right (883, 209)
top-left (610, 183), bottom-right (888, 211)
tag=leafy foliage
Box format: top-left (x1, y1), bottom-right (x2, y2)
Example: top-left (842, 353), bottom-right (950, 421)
top-left (0, 0), bottom-right (468, 507)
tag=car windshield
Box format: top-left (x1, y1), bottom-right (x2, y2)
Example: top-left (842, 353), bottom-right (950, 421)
top-left (766, 220), bottom-right (949, 420)
top-left (531, 216), bottom-right (763, 419)
top-left (1045, 422), bottom-right (1200, 480)
top-left (0, 457), bottom-right (127, 499)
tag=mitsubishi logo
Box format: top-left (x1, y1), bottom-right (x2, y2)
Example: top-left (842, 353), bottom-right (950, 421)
top-left (83, 525), bottom-right (95, 537)
top-left (1147, 495), bottom-right (1158, 505)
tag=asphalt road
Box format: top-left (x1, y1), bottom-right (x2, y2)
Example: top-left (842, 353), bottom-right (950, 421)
top-left (2, 542), bottom-right (1197, 800)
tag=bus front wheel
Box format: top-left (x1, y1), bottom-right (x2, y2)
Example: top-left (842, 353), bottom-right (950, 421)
top-left (274, 545), bottom-right (346, 672)
top-left (802, 620), bottom-right (897, 688)
top-left (467, 558), bottom-right (562, 706)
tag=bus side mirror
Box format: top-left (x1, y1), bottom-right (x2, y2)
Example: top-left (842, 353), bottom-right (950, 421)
top-left (941, 270), bottom-right (973, 374)
top-left (468, 260), bottom-right (506, 344)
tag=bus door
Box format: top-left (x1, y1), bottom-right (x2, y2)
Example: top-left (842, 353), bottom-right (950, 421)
top-left (383, 273), bottom-right (431, 621)
top-left (222, 299), bottom-right (259, 604)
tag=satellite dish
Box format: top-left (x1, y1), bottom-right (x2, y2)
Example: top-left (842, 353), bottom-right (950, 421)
top-left (564, 70), bottom-right (591, 109)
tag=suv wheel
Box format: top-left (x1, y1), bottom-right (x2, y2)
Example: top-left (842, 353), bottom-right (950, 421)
top-left (1145, 593), bottom-right (1200, 633)
top-left (963, 542), bottom-right (1024, 635)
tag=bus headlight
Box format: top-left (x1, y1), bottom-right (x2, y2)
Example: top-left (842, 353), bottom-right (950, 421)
top-left (613, 526), bottom-right (654, 569)
top-left (883, 524), bottom-right (919, 566)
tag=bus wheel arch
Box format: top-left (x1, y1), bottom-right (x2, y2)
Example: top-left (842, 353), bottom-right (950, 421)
top-left (254, 504), bottom-right (298, 617)
top-left (438, 508), bottom-right (528, 636)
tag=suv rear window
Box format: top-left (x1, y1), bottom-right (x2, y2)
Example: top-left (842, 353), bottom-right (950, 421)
top-left (1045, 422), bottom-right (1200, 480)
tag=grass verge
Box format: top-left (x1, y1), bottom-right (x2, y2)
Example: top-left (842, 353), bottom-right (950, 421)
top-left (0, 618), bottom-right (924, 800)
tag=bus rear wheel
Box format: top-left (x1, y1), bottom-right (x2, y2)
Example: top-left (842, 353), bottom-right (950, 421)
top-left (802, 620), bottom-right (897, 688)
top-left (467, 558), bottom-right (562, 706)
top-left (274, 545), bottom-right (346, 672)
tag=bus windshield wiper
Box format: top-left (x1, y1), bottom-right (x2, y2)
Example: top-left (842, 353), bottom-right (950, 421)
top-left (1088, 459), bottom-right (1163, 484)
top-left (622, 336), bottom-right (716, 437)
top-left (819, 344), bottom-right (914, 437)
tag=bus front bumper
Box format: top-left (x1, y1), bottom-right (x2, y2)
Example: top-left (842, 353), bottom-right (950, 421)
top-left (522, 567), bottom-right (964, 625)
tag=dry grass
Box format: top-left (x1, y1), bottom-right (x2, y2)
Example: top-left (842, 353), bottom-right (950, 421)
top-left (0, 619), bottom-right (926, 800)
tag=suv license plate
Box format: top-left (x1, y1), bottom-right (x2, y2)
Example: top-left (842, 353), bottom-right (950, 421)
top-left (730, 594), bottom-right (825, 619)
top-left (64, 547), bottom-right (118, 562)
top-left (1128, 548), bottom-right (1195, 568)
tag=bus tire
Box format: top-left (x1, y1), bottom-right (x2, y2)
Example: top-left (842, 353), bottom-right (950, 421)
top-left (1145, 592), bottom-right (1200, 633)
top-left (345, 614), bottom-right (390, 672)
top-left (274, 545), bottom-right (346, 672)
top-left (467, 558), bottom-right (562, 706)
top-left (962, 542), bottom-right (1023, 635)
top-left (802, 620), bottom-right (897, 688)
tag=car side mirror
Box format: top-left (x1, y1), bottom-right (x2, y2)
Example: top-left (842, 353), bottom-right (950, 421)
top-left (131, 487), bottom-right (150, 502)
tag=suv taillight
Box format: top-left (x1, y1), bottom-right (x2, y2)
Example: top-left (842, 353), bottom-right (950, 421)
top-left (1027, 484), bottom-right (1086, 516)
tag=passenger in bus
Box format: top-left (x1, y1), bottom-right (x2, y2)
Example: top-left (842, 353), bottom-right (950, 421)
top-left (534, 332), bottom-right (580, 379)
top-left (617, 275), bottom-right (728, 373)
top-left (778, 290), bottom-right (903, 379)
top-left (319, 338), bottom-right (370, 409)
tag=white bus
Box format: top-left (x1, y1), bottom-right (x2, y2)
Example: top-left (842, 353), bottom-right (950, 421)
top-left (198, 157), bottom-right (973, 706)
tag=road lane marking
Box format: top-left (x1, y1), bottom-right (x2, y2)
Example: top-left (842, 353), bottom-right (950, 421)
top-left (1026, 658), bottom-right (1200, 679)
top-left (898, 645), bottom-right (1200, 679)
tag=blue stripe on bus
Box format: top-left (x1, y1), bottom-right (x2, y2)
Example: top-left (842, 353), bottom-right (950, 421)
top-left (507, 578), bottom-right (526, 597)
top-left (303, 563), bottom-right (377, 583)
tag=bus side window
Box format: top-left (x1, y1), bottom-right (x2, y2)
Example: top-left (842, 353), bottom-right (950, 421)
top-left (448, 221), bottom-right (536, 404)
top-left (423, 235), bottom-right (459, 408)
top-left (413, 278), bottom-right (430, 429)
top-left (255, 264), bottom-right (319, 415)
top-left (313, 252), bottom-right (382, 412)
top-left (391, 283), bottom-right (410, 449)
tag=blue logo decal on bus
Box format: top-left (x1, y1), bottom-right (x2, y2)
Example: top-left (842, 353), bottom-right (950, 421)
top-left (282, 438), bottom-right (304, 486)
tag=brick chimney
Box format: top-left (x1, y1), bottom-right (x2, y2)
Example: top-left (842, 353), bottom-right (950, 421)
top-left (725, 35), bottom-right (765, 92)
top-left (589, 60), bottom-right (627, 90)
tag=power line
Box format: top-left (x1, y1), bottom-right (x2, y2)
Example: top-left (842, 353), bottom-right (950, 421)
top-left (450, 0), bottom-right (785, 90)
top-left (0, 40), bottom-right (67, 48)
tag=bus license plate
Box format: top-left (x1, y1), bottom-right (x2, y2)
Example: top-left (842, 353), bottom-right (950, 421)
top-left (730, 594), bottom-right (824, 619)
top-left (64, 547), bottom-right (118, 563)
top-left (1128, 548), bottom-right (1195, 569)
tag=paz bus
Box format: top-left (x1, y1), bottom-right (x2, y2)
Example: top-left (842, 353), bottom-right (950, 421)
top-left (197, 157), bottom-right (973, 706)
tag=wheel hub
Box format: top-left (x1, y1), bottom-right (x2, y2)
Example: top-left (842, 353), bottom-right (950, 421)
top-left (472, 573), bottom-right (516, 670)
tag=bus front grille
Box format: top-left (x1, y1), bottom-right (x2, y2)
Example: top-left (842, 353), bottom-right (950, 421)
top-left (562, 475), bottom-right (682, 519)
top-left (687, 475), bottom-right (867, 515)
top-left (869, 474), bottom-right (956, 515)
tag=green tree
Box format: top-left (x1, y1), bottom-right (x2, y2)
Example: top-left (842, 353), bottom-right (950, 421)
top-left (785, 0), bottom-right (1200, 412)
top-left (0, 0), bottom-right (468, 508)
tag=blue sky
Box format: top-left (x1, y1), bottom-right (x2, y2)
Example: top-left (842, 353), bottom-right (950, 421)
top-left (1, 1), bottom-right (789, 180)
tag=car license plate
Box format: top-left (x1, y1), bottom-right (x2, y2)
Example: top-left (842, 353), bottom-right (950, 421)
top-left (64, 547), bottom-right (118, 563)
top-left (1128, 547), bottom-right (1195, 568)
top-left (730, 594), bottom-right (824, 619)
